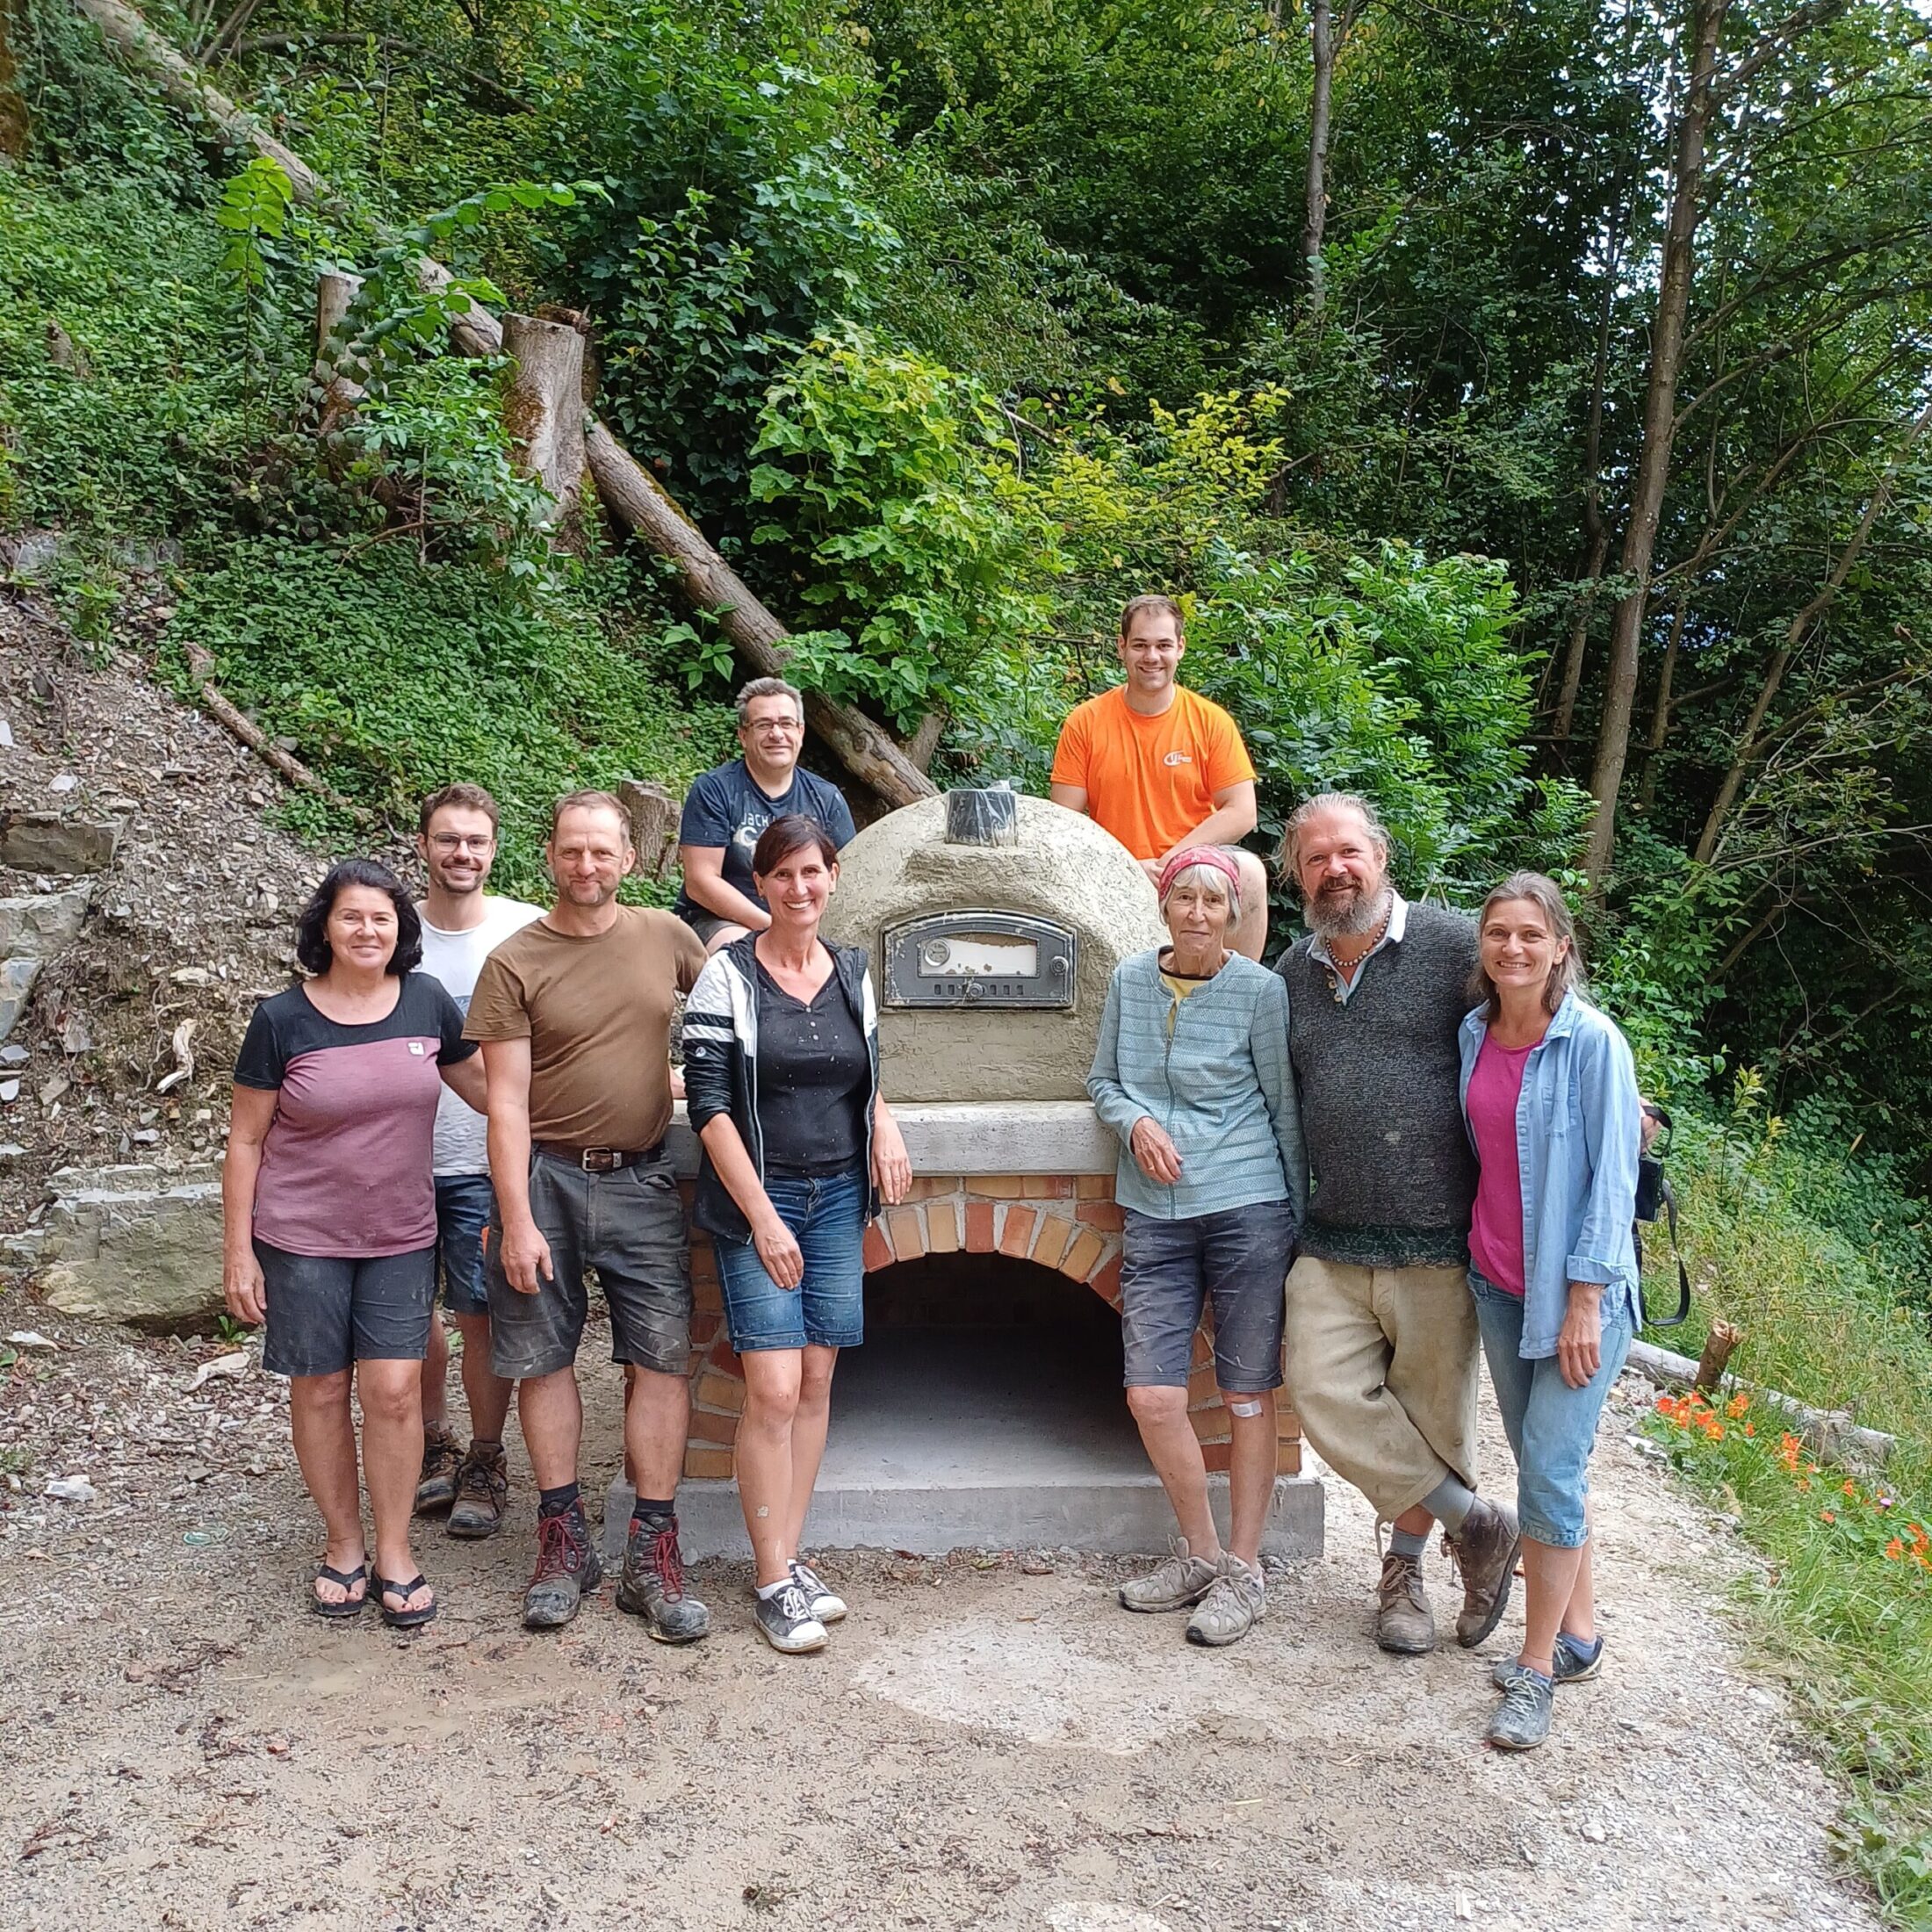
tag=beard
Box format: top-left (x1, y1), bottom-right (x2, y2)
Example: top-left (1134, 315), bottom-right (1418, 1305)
top-left (1305, 878), bottom-right (1391, 941)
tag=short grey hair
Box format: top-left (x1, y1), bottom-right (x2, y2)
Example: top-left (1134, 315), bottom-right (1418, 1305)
top-left (736, 676), bottom-right (804, 727)
top-left (1158, 859), bottom-right (1241, 927)
top-left (1276, 790), bottom-right (1391, 884)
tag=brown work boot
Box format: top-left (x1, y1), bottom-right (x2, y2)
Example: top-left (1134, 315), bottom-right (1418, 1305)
top-left (1375, 1550), bottom-right (1436, 1654)
top-left (1444, 1495), bottom-right (1522, 1648)
top-left (414, 1421), bottom-right (462, 1514)
top-left (446, 1439), bottom-right (508, 1540)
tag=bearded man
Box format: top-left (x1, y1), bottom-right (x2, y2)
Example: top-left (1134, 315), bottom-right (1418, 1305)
top-left (1274, 792), bottom-right (1521, 1657)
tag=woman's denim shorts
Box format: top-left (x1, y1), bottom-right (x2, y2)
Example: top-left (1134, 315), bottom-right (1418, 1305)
top-left (1120, 1200), bottom-right (1294, 1394)
top-left (1469, 1265), bottom-right (1632, 1547)
top-left (713, 1164), bottom-right (868, 1352)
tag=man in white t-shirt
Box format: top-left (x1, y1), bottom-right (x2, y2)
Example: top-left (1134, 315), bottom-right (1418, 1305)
top-left (411, 783), bottom-right (542, 1539)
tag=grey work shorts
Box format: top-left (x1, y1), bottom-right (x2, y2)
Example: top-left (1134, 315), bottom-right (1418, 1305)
top-left (483, 1150), bottom-right (693, 1380)
top-left (1119, 1200), bottom-right (1294, 1394)
top-left (256, 1239), bottom-right (436, 1379)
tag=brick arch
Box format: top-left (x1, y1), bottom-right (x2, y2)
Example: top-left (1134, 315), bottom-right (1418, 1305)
top-left (677, 1176), bottom-right (1300, 1483)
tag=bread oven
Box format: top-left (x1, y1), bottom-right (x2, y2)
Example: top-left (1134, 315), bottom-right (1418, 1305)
top-left (639, 790), bottom-right (1323, 1560)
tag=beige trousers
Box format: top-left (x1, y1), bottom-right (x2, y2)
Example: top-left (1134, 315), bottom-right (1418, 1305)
top-left (1284, 1255), bottom-right (1480, 1520)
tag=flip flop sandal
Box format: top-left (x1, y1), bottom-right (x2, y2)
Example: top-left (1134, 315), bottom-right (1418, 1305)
top-left (311, 1561), bottom-right (369, 1620)
top-left (374, 1572), bottom-right (438, 1631)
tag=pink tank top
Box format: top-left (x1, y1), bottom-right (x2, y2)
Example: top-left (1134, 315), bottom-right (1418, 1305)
top-left (1467, 1032), bottom-right (1536, 1295)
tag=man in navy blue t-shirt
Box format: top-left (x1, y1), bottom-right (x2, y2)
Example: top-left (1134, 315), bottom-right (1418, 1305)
top-left (674, 677), bottom-right (858, 952)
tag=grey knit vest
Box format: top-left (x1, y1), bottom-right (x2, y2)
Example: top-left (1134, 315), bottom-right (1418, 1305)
top-left (1278, 901), bottom-right (1480, 1267)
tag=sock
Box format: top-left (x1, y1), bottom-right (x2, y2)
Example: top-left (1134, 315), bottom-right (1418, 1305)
top-left (1561, 1631), bottom-right (1603, 1662)
top-left (1388, 1525), bottom-right (1429, 1562)
top-left (755, 1576), bottom-right (792, 1601)
top-left (631, 1496), bottom-right (676, 1531)
top-left (537, 1481), bottom-right (581, 1520)
top-left (1423, 1474), bottom-right (1477, 1534)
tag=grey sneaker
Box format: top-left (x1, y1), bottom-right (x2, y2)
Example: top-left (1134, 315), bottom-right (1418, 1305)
top-left (1119, 1539), bottom-right (1220, 1613)
top-left (523, 1508), bottom-right (602, 1629)
top-left (1444, 1496), bottom-right (1522, 1647)
top-left (414, 1422), bottom-right (462, 1514)
top-left (614, 1515), bottom-right (711, 1643)
top-left (1185, 1554), bottom-right (1266, 1647)
top-left (1375, 1550), bottom-right (1437, 1654)
top-left (446, 1440), bottom-right (508, 1540)
top-left (790, 1558), bottom-right (846, 1624)
top-left (1492, 1632), bottom-right (1603, 1689)
top-left (754, 1579), bottom-right (828, 1654)
top-left (1487, 1663), bottom-right (1554, 1749)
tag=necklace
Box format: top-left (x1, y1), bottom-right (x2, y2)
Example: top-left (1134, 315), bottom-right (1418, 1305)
top-left (1326, 905), bottom-right (1391, 975)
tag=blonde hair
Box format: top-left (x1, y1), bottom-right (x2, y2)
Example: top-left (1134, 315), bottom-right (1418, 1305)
top-left (1275, 790), bottom-right (1391, 886)
top-left (1469, 871), bottom-right (1586, 1020)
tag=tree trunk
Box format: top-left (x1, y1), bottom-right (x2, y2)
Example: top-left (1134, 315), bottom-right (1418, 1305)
top-left (313, 269), bottom-right (365, 430)
top-left (74, 0), bottom-right (938, 814)
top-left (501, 311), bottom-right (586, 528)
top-left (1582, 0), bottom-right (1729, 883)
top-left (0, 0), bottom-right (29, 159)
top-left (617, 778), bottom-right (681, 881)
top-left (1636, 592), bottom-right (1688, 811)
top-left (1693, 395), bottom-right (1932, 864)
top-left (1551, 256), bottom-right (1620, 741)
top-left (1301, 0), bottom-right (1334, 321)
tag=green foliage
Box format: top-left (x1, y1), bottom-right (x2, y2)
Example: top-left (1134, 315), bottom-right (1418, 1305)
top-left (163, 539), bottom-right (735, 890)
top-left (746, 325), bottom-right (1055, 726)
top-left (214, 156), bottom-right (297, 296)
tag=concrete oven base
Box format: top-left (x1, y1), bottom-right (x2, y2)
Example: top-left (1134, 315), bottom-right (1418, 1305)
top-left (606, 1471), bottom-right (1326, 1565)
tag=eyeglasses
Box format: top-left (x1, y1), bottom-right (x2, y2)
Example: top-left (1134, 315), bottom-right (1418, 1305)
top-left (746, 719), bottom-right (804, 735)
top-left (429, 834), bottom-right (494, 853)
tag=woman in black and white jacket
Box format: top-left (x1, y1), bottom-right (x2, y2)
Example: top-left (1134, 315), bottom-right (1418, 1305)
top-left (681, 813), bottom-right (912, 1654)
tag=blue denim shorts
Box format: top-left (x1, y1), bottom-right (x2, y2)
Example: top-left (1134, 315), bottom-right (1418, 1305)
top-left (1120, 1200), bottom-right (1294, 1394)
top-left (1469, 1265), bottom-right (1633, 1547)
top-left (713, 1164), bottom-right (868, 1352)
top-left (435, 1173), bottom-right (495, 1316)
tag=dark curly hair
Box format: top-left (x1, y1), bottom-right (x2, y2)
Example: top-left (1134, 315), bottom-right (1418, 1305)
top-left (294, 860), bottom-right (422, 977)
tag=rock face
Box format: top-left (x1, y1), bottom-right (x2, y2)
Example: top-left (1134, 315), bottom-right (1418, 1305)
top-left (822, 793), bottom-right (1166, 1102)
top-left (34, 1162), bottom-right (225, 1330)
top-left (0, 890), bottom-right (92, 956)
top-left (0, 812), bottom-right (121, 874)
top-left (0, 956), bottom-right (41, 1042)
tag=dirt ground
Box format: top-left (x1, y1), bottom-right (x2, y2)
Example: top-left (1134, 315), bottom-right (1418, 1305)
top-left (0, 1294), bottom-right (1882, 1932)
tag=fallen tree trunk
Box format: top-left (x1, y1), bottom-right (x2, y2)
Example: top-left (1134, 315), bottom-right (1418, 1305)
top-left (1625, 1337), bottom-right (1895, 1469)
top-left (501, 312), bottom-right (586, 527)
top-left (76, 0), bottom-right (938, 811)
top-left (182, 643), bottom-right (371, 820)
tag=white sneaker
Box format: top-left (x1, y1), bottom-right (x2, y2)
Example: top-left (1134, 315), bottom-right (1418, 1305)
top-left (754, 1580), bottom-right (828, 1654)
top-left (790, 1557), bottom-right (847, 1624)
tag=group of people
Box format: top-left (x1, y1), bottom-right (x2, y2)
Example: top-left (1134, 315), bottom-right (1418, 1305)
top-left (222, 597), bottom-right (1645, 1753)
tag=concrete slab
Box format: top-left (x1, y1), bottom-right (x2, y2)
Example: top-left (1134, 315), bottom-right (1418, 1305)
top-left (608, 1325), bottom-right (1324, 1562)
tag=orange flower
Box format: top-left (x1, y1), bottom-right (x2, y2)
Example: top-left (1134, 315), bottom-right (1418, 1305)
top-left (1821, 1510), bottom-right (1836, 1524)
top-left (1886, 1539), bottom-right (1905, 1561)
top-left (1842, 1480), bottom-right (1859, 1499)
top-left (1727, 1392), bottom-right (1749, 1419)
top-left (1743, 1423), bottom-right (1755, 1438)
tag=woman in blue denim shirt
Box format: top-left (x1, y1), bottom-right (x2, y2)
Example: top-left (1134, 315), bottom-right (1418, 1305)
top-left (1457, 871), bottom-right (1642, 1751)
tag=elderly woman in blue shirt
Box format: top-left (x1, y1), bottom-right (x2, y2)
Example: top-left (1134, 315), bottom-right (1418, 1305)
top-left (1088, 847), bottom-right (1305, 1649)
top-left (1458, 870), bottom-right (1643, 1751)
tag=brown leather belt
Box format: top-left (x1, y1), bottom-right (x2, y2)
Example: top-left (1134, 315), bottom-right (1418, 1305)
top-left (533, 1140), bottom-right (665, 1173)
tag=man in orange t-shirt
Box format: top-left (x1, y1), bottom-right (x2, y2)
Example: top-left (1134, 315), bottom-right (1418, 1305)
top-left (1049, 594), bottom-right (1268, 958)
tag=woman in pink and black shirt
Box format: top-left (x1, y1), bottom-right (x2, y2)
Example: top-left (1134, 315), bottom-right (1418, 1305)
top-left (224, 859), bottom-right (487, 1628)
top-left (1457, 871), bottom-right (1643, 1753)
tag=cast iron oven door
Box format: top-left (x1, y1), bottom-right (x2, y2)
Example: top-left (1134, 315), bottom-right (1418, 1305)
top-left (881, 911), bottom-right (1078, 1010)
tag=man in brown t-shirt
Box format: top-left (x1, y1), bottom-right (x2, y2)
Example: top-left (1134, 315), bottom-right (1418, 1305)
top-left (465, 790), bottom-right (710, 1636)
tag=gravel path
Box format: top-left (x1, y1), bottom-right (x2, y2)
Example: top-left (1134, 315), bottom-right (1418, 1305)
top-left (0, 1303), bottom-right (1880, 1932)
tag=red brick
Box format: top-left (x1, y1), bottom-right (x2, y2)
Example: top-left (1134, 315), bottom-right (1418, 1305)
top-left (1060, 1230), bottom-right (1105, 1280)
top-left (998, 1207), bottom-right (1037, 1258)
top-left (1076, 1201), bottom-right (1126, 1230)
top-left (1200, 1440), bottom-right (1233, 1474)
top-left (695, 1373), bottom-right (744, 1412)
top-left (688, 1309), bottom-right (721, 1346)
top-left (862, 1224), bottom-right (893, 1273)
top-left (1089, 1255), bottom-right (1123, 1307)
top-left (1275, 1438), bottom-right (1302, 1476)
top-left (1076, 1174), bottom-right (1114, 1199)
top-left (682, 1445), bottom-right (735, 1481)
top-left (688, 1242), bottom-right (718, 1287)
top-left (710, 1338), bottom-right (743, 1379)
top-left (926, 1201), bottom-right (961, 1253)
top-left (965, 1201), bottom-right (996, 1252)
top-left (1189, 1331), bottom-right (1214, 1370)
top-left (886, 1207), bottom-right (926, 1260)
top-left (1031, 1215), bottom-right (1073, 1269)
top-left (1186, 1362), bottom-right (1220, 1404)
top-left (1189, 1406), bottom-right (1231, 1445)
top-left (692, 1278), bottom-right (723, 1316)
top-left (687, 1407), bottom-right (739, 1445)
top-left (1022, 1175), bottom-right (1075, 1199)
top-left (970, 1175), bottom-right (1027, 1198)
top-left (907, 1175), bottom-right (961, 1200)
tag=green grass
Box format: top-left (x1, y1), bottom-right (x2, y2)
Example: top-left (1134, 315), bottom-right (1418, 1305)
top-left (1643, 1099), bottom-right (1932, 1924)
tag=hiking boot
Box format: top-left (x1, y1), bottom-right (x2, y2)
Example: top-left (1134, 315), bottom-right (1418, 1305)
top-left (1492, 1632), bottom-right (1604, 1690)
top-left (523, 1507), bottom-right (602, 1630)
top-left (753, 1579), bottom-right (828, 1654)
top-left (790, 1557), bottom-right (846, 1625)
top-left (1375, 1550), bottom-right (1436, 1654)
top-left (1185, 1554), bottom-right (1266, 1647)
top-left (614, 1515), bottom-right (711, 1643)
top-left (1444, 1496), bottom-right (1523, 1648)
top-left (414, 1421), bottom-right (462, 1514)
top-left (1487, 1664), bottom-right (1554, 1749)
top-left (1118, 1538), bottom-right (1219, 1613)
top-left (446, 1440), bottom-right (508, 1541)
